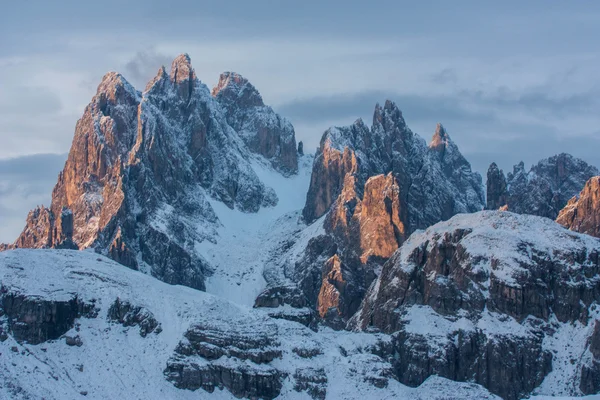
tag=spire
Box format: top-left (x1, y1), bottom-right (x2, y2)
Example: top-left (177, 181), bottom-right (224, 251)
top-left (169, 53), bottom-right (196, 84)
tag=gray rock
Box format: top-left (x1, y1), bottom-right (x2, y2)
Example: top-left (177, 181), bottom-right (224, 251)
top-left (486, 153), bottom-right (598, 219)
top-left (107, 298), bottom-right (161, 337)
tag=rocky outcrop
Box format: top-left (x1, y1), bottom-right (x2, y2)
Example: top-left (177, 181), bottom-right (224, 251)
top-left (164, 321), bottom-right (285, 399)
top-left (352, 211), bottom-right (600, 399)
top-left (0, 287), bottom-right (97, 345)
top-left (557, 176), bottom-right (600, 238)
top-left (107, 298), bottom-right (161, 337)
top-left (212, 71), bottom-right (298, 175)
top-left (486, 163), bottom-right (508, 210)
top-left (9, 54), bottom-right (297, 291)
top-left (485, 153), bottom-right (598, 219)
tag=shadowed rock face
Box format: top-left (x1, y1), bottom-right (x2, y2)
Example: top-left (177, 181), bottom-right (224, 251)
top-left (351, 211), bottom-right (600, 399)
top-left (8, 54), bottom-right (296, 291)
top-left (485, 153), bottom-right (598, 219)
top-left (0, 287), bottom-right (98, 345)
top-left (212, 71), bottom-right (298, 175)
top-left (287, 103), bottom-right (484, 322)
top-left (486, 163), bottom-right (508, 211)
top-left (557, 176), bottom-right (600, 238)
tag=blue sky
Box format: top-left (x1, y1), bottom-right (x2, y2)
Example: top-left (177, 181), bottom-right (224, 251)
top-left (1, 1), bottom-right (600, 241)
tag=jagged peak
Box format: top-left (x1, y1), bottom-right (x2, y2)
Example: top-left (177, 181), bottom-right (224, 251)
top-left (170, 53), bottom-right (196, 84)
top-left (487, 162), bottom-right (502, 173)
top-left (211, 71), bottom-right (264, 107)
top-left (96, 72), bottom-right (137, 101)
top-left (373, 100), bottom-right (404, 129)
top-left (429, 123), bottom-right (450, 150)
top-left (144, 66), bottom-right (168, 93)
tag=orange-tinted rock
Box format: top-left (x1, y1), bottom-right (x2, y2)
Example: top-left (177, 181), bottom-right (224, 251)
top-left (557, 176), bottom-right (600, 238)
top-left (317, 255), bottom-right (346, 318)
top-left (303, 143), bottom-right (358, 222)
top-left (358, 174), bottom-right (405, 262)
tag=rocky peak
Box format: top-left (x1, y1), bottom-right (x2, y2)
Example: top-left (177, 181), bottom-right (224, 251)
top-left (372, 100), bottom-right (405, 132)
top-left (429, 123), bottom-right (448, 151)
top-left (211, 71), bottom-right (264, 108)
top-left (144, 66), bottom-right (168, 93)
top-left (292, 101), bottom-right (484, 323)
top-left (211, 71), bottom-right (297, 175)
top-left (557, 176), bottom-right (600, 238)
top-left (486, 153), bottom-right (598, 219)
top-left (169, 53), bottom-right (196, 84)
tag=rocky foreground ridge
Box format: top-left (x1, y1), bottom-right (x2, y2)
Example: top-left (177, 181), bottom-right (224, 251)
top-left (3, 211), bottom-right (600, 399)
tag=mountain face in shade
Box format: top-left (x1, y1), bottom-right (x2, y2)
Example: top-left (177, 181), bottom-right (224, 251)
top-left (7, 54), bottom-right (297, 291)
top-left (557, 176), bottom-right (600, 238)
top-left (259, 102), bottom-right (485, 326)
top-left (212, 71), bottom-right (298, 175)
top-left (486, 153), bottom-right (598, 219)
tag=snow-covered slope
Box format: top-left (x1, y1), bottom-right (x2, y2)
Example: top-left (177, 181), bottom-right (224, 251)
top-left (0, 249), bottom-right (502, 400)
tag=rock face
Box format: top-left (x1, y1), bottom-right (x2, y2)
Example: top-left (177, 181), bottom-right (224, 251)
top-left (212, 71), bottom-right (298, 175)
top-left (352, 211), bottom-right (600, 399)
top-left (107, 298), bottom-right (161, 337)
top-left (8, 54), bottom-right (297, 291)
top-left (485, 153), bottom-right (598, 219)
top-left (0, 287), bottom-right (97, 345)
top-left (164, 321), bottom-right (285, 399)
top-left (486, 162), bottom-right (508, 211)
top-left (268, 104), bottom-right (484, 324)
top-left (557, 176), bottom-right (600, 238)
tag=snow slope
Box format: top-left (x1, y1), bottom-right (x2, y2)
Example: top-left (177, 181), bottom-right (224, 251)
top-left (198, 154), bottom-right (314, 305)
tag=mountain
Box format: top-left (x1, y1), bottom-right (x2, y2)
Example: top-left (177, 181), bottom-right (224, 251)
top-left (557, 176), bottom-right (600, 238)
top-left (351, 211), bottom-right (600, 399)
top-left (6, 54), bottom-right (298, 292)
top-left (258, 103), bottom-right (485, 327)
top-left (486, 153), bottom-right (599, 219)
top-left (3, 52), bottom-right (600, 400)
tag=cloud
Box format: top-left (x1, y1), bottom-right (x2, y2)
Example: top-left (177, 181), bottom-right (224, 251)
top-left (0, 153), bottom-right (66, 243)
top-left (124, 49), bottom-right (175, 89)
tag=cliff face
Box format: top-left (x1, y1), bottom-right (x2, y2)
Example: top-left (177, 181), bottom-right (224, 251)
top-left (485, 153), bottom-right (598, 219)
top-left (557, 176), bottom-right (600, 238)
top-left (9, 54), bottom-right (297, 291)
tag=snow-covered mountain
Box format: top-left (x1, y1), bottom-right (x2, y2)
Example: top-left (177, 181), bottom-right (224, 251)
top-left (7, 54), bottom-right (300, 292)
top-left (2, 53), bottom-right (600, 400)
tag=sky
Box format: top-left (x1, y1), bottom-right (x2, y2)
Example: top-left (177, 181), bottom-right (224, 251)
top-left (1, 1), bottom-right (600, 242)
